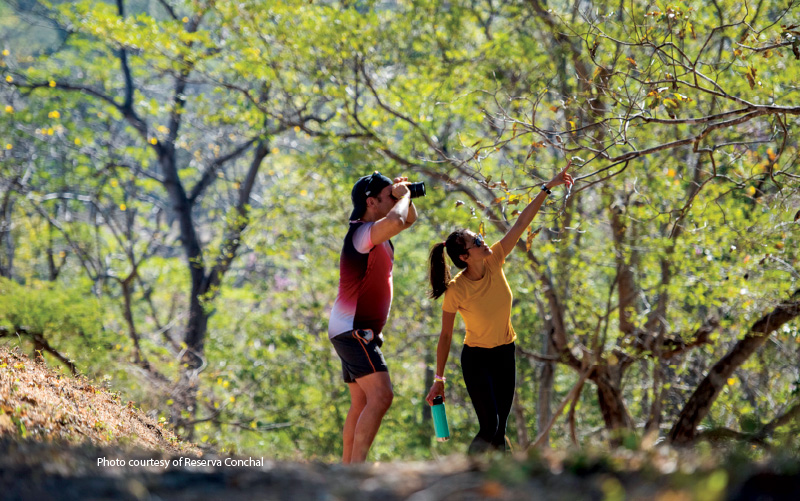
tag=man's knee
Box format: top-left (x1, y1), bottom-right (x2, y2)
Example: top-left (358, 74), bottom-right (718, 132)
top-left (371, 386), bottom-right (394, 411)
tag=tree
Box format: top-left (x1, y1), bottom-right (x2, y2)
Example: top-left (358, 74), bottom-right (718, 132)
top-left (2, 0), bottom-right (349, 436)
top-left (2, 0), bottom-right (798, 455)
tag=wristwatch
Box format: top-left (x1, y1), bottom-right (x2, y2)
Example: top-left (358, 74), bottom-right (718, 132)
top-left (540, 184), bottom-right (552, 194)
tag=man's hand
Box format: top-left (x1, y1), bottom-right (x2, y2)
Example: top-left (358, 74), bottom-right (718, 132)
top-left (425, 381), bottom-right (445, 406)
top-left (369, 175), bottom-right (415, 246)
top-left (391, 176), bottom-right (410, 200)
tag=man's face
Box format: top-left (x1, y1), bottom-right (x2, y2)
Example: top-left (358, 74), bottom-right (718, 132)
top-left (370, 184), bottom-right (396, 218)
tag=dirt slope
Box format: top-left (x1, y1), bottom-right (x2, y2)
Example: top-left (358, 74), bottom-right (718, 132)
top-left (0, 346), bottom-right (197, 455)
top-left (1, 346), bottom-right (798, 501)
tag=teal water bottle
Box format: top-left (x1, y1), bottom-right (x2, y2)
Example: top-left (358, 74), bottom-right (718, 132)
top-left (432, 395), bottom-right (450, 442)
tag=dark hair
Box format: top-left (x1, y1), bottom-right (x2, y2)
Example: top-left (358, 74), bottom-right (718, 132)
top-left (350, 171), bottom-right (393, 221)
top-left (428, 229), bottom-right (470, 300)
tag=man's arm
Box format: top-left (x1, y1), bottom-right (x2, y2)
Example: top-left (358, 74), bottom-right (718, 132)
top-left (403, 200), bottom-right (417, 229)
top-left (395, 175), bottom-right (417, 229)
top-left (370, 183), bottom-right (411, 246)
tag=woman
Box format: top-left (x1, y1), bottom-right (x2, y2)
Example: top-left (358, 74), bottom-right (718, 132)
top-left (425, 165), bottom-right (572, 453)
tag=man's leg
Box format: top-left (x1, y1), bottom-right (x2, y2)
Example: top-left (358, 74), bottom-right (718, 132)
top-left (350, 371), bottom-right (393, 463)
top-left (343, 382), bottom-right (367, 464)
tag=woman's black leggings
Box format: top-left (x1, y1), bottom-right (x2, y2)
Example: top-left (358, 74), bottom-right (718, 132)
top-left (460, 342), bottom-right (516, 453)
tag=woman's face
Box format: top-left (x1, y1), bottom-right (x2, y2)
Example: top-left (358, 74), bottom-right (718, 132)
top-left (461, 230), bottom-right (492, 264)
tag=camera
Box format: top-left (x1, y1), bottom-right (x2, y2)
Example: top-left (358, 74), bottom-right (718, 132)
top-left (408, 182), bottom-right (426, 199)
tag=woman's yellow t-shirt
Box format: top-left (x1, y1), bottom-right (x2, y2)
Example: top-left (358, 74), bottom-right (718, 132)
top-left (442, 241), bottom-right (517, 348)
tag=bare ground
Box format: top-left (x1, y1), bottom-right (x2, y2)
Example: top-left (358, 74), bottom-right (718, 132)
top-left (1, 347), bottom-right (798, 501)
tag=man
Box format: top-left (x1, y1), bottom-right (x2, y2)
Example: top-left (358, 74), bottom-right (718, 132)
top-left (328, 171), bottom-right (417, 463)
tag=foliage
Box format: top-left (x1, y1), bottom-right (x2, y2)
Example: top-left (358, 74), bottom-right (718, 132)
top-left (0, 0), bottom-right (798, 460)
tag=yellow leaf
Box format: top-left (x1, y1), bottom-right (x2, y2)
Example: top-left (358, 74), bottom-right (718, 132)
top-left (74, 138), bottom-right (81, 146)
top-left (157, 125), bottom-right (169, 134)
top-left (5, 75), bottom-right (12, 82)
top-left (727, 378), bottom-right (736, 386)
top-left (149, 137), bottom-right (158, 145)
top-left (49, 80), bottom-right (56, 87)
top-left (747, 186), bottom-right (756, 196)
top-left (525, 226), bottom-right (541, 251)
top-left (271, 147), bottom-right (279, 154)
top-left (119, 203), bottom-right (127, 211)
top-left (4, 105), bottom-right (12, 113)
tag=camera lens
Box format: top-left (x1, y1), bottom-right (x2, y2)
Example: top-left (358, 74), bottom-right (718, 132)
top-left (408, 182), bottom-right (426, 199)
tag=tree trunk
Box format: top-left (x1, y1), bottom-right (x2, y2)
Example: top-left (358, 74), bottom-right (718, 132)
top-left (537, 326), bottom-right (555, 445)
top-left (669, 291), bottom-right (800, 444)
top-left (593, 366), bottom-right (634, 433)
top-left (422, 348), bottom-right (433, 424)
top-left (0, 194), bottom-right (15, 278)
top-left (513, 389), bottom-right (530, 448)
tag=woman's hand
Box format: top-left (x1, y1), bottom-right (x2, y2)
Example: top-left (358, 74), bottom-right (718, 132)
top-left (425, 381), bottom-right (445, 406)
top-left (546, 161), bottom-right (574, 189)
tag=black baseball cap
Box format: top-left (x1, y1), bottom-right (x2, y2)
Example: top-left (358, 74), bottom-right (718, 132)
top-left (349, 171), bottom-right (393, 221)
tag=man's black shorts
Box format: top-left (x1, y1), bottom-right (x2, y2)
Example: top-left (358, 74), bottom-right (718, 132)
top-left (330, 329), bottom-right (388, 383)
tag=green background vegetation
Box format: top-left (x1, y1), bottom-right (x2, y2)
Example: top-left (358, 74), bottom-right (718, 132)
top-left (1, 0), bottom-right (798, 462)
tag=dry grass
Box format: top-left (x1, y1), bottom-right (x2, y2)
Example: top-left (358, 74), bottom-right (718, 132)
top-left (0, 346), bottom-right (198, 455)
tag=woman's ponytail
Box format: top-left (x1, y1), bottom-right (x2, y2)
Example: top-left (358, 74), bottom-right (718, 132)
top-left (429, 230), bottom-right (470, 300)
top-left (428, 242), bottom-right (451, 300)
